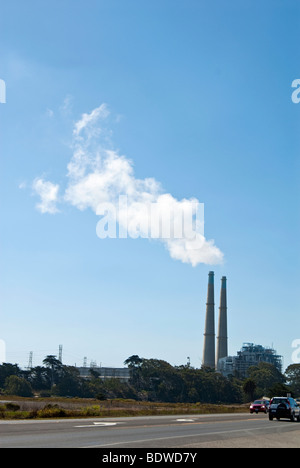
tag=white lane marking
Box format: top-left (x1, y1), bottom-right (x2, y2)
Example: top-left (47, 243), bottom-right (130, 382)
top-left (176, 419), bottom-right (195, 422)
top-left (75, 422), bottom-right (118, 428)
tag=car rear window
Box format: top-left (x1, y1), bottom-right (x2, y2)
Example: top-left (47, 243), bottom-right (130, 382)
top-left (272, 398), bottom-right (287, 404)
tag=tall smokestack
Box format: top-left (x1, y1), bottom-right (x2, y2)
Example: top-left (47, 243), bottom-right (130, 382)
top-left (202, 271), bottom-right (215, 368)
top-left (216, 276), bottom-right (228, 368)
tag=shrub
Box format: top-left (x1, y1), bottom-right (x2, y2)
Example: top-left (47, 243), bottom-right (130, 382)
top-left (5, 402), bottom-right (20, 411)
top-left (81, 405), bottom-right (102, 417)
top-left (37, 404), bottom-right (67, 418)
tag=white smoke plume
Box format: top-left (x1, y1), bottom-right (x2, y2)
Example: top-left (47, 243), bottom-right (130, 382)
top-left (33, 104), bottom-right (223, 266)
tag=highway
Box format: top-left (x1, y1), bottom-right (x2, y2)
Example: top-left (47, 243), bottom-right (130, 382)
top-left (0, 413), bottom-right (300, 448)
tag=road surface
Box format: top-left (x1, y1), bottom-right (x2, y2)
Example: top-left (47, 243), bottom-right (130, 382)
top-left (0, 413), bottom-right (300, 448)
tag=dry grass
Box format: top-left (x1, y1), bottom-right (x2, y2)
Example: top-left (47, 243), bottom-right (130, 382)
top-left (0, 396), bottom-right (249, 420)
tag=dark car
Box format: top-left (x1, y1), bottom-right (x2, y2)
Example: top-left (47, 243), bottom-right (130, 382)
top-left (250, 400), bottom-right (269, 414)
top-left (269, 397), bottom-right (300, 422)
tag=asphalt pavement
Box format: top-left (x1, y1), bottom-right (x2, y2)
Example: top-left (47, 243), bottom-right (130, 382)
top-left (0, 413), bottom-right (300, 448)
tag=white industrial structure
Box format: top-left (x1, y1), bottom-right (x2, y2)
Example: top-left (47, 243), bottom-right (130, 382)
top-left (218, 343), bottom-right (283, 378)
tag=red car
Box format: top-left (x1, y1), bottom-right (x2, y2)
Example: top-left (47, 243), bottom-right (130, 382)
top-left (250, 400), bottom-right (270, 414)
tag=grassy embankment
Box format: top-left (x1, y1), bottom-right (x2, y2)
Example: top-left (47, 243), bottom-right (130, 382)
top-left (0, 396), bottom-right (249, 419)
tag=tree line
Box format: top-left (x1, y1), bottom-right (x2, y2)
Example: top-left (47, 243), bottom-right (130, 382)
top-left (0, 354), bottom-right (299, 403)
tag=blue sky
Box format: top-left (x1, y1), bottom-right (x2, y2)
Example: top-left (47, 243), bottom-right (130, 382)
top-left (0, 0), bottom-right (299, 371)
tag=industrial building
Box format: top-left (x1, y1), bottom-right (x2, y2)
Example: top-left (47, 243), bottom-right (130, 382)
top-left (78, 366), bottom-right (130, 382)
top-left (201, 273), bottom-right (282, 379)
top-left (218, 343), bottom-right (283, 378)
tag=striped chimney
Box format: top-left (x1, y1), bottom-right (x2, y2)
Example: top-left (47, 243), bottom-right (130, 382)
top-left (216, 276), bottom-right (228, 368)
top-left (202, 271), bottom-right (215, 368)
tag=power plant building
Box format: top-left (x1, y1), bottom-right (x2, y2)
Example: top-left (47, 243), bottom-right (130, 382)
top-left (218, 343), bottom-right (283, 378)
top-left (78, 366), bottom-right (130, 382)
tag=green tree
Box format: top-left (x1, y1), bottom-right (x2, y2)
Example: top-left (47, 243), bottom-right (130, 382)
top-left (51, 366), bottom-right (84, 397)
top-left (124, 355), bottom-right (143, 368)
top-left (285, 364), bottom-right (300, 396)
top-left (27, 366), bottom-right (52, 390)
top-left (248, 362), bottom-right (285, 396)
top-left (138, 358), bottom-right (183, 402)
top-left (124, 355), bottom-right (244, 404)
top-left (124, 355), bottom-right (143, 391)
top-left (243, 379), bottom-right (256, 401)
top-left (267, 382), bottom-right (291, 398)
top-left (101, 378), bottom-right (136, 399)
top-left (0, 363), bottom-right (21, 388)
top-left (43, 355), bottom-right (63, 386)
top-left (4, 375), bottom-right (33, 397)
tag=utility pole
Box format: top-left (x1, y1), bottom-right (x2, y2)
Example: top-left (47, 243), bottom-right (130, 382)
top-left (58, 345), bottom-right (63, 363)
top-left (27, 351), bottom-right (33, 370)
